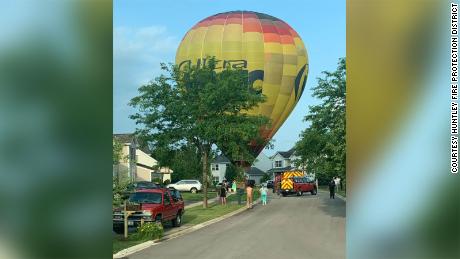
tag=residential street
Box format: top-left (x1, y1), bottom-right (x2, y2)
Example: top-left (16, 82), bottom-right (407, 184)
top-left (127, 191), bottom-right (345, 259)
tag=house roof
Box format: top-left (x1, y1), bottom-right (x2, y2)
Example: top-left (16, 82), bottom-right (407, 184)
top-left (245, 167), bottom-right (266, 176)
top-left (114, 133), bottom-right (136, 144)
top-left (114, 133), bottom-right (152, 154)
top-left (272, 147), bottom-right (295, 159)
top-left (137, 163), bottom-right (173, 174)
top-left (211, 155), bottom-right (231, 164)
top-left (138, 145), bottom-right (152, 155)
top-left (267, 166), bottom-right (295, 174)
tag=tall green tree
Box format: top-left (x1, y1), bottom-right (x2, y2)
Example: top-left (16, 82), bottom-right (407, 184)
top-left (169, 145), bottom-right (202, 182)
top-left (295, 58), bottom-right (346, 185)
top-left (113, 138), bottom-right (124, 165)
top-left (224, 163), bottom-right (238, 182)
top-left (130, 58), bottom-right (269, 207)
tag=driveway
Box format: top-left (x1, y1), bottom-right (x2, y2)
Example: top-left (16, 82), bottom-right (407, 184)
top-left (127, 191), bottom-right (345, 259)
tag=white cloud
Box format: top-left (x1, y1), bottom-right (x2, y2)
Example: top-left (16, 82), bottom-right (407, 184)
top-left (114, 25), bottom-right (178, 132)
top-left (114, 25), bottom-right (177, 72)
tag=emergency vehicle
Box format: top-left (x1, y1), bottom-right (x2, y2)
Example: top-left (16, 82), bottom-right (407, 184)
top-left (274, 170), bottom-right (317, 196)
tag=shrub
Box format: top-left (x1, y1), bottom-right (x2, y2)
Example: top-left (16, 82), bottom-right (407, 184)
top-left (131, 223), bottom-right (164, 241)
top-left (113, 177), bottom-right (129, 207)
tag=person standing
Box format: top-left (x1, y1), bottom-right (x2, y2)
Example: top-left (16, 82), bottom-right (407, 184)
top-left (220, 182), bottom-right (227, 205)
top-left (259, 184), bottom-right (268, 205)
top-left (335, 176), bottom-right (340, 192)
top-left (276, 181), bottom-right (281, 196)
top-left (329, 179), bottom-right (336, 199)
top-left (246, 179), bottom-right (254, 209)
top-left (232, 180), bottom-right (237, 193)
top-left (337, 176), bottom-right (342, 191)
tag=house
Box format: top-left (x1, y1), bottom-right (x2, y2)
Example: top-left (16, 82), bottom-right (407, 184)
top-left (210, 152), bottom-right (273, 184)
top-left (244, 167), bottom-right (266, 184)
top-left (252, 152), bottom-right (272, 172)
top-left (210, 155), bottom-right (231, 183)
top-left (113, 134), bottom-right (173, 183)
top-left (266, 147), bottom-right (300, 178)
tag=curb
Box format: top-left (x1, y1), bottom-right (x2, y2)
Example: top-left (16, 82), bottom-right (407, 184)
top-left (113, 198), bottom-right (260, 258)
top-left (113, 240), bottom-right (159, 258)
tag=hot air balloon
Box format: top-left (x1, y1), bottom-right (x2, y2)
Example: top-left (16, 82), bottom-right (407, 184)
top-left (176, 11), bottom-right (308, 157)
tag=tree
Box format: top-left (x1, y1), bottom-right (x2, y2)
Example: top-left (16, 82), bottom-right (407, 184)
top-left (113, 138), bottom-right (124, 165)
top-left (224, 163), bottom-right (238, 182)
top-left (113, 138), bottom-right (129, 207)
top-left (295, 58), bottom-right (346, 185)
top-left (168, 145), bottom-right (202, 182)
top-left (130, 58), bottom-right (270, 208)
top-left (260, 173), bottom-right (271, 183)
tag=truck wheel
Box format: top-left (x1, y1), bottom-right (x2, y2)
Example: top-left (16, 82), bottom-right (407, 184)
top-left (172, 212), bottom-right (182, 227)
top-left (311, 188), bottom-right (317, 195)
top-left (282, 193), bottom-right (287, 197)
top-left (190, 187), bottom-right (197, 193)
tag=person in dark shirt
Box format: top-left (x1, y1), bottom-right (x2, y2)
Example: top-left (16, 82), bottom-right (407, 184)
top-left (220, 182), bottom-right (227, 205)
top-left (329, 179), bottom-right (336, 199)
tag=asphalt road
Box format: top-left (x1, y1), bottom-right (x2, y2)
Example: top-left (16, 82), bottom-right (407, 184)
top-left (128, 191), bottom-right (345, 259)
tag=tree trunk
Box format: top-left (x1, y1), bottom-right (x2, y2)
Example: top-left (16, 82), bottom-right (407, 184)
top-left (202, 148), bottom-right (208, 208)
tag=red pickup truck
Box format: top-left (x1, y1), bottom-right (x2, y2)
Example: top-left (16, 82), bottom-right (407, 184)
top-left (292, 176), bottom-right (317, 196)
top-left (113, 188), bottom-right (184, 233)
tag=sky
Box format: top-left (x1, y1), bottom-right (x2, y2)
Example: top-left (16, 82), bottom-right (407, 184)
top-left (113, 0), bottom-right (345, 156)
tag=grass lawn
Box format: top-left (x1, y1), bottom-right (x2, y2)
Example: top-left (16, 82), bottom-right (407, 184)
top-left (181, 191), bottom-right (217, 203)
top-left (318, 186), bottom-right (346, 197)
top-left (226, 190), bottom-right (260, 203)
top-left (182, 202), bottom-right (244, 225)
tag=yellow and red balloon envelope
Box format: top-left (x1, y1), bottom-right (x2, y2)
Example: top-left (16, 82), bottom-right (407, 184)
top-left (176, 11), bottom-right (308, 156)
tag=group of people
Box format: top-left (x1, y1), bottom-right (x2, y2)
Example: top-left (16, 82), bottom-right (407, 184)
top-left (328, 176), bottom-right (342, 199)
top-left (218, 178), bottom-right (269, 208)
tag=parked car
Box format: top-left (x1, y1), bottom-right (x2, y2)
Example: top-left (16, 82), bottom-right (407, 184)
top-left (266, 180), bottom-right (274, 189)
top-left (167, 180), bottom-right (202, 193)
top-left (113, 188), bottom-right (184, 233)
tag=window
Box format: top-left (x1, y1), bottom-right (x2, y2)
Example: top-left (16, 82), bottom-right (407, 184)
top-left (275, 160), bottom-right (282, 168)
top-left (164, 192), bottom-right (171, 205)
top-left (212, 164), bottom-right (219, 171)
top-left (129, 192), bottom-right (162, 204)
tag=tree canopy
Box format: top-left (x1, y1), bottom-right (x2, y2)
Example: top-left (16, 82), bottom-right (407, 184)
top-left (295, 58), bottom-right (346, 185)
top-left (130, 57), bottom-right (270, 207)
